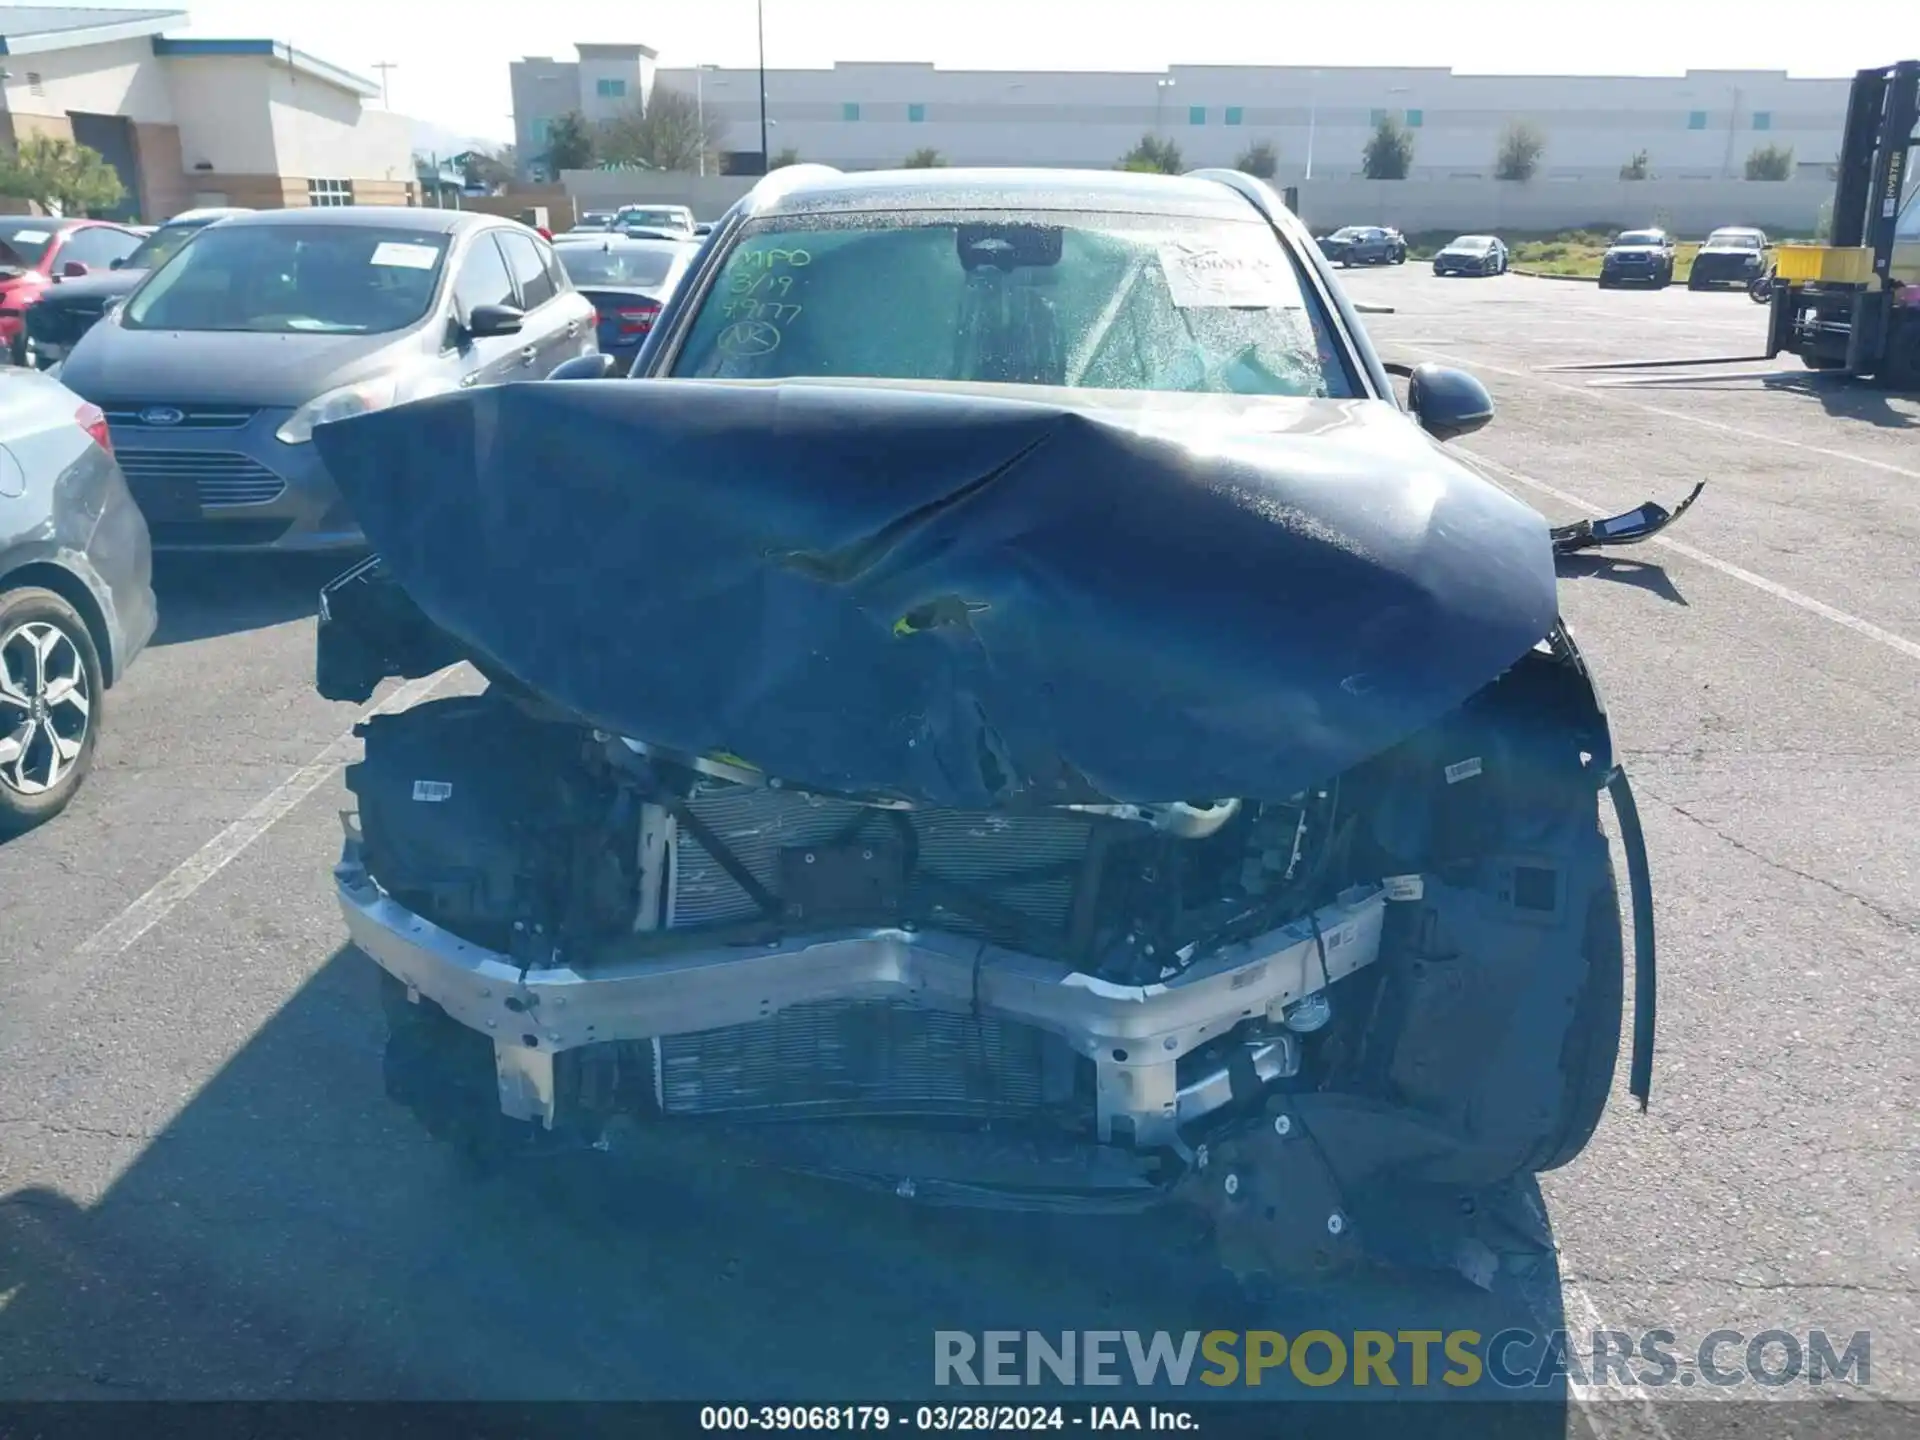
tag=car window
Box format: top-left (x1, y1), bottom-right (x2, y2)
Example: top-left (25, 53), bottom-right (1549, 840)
top-left (0, 220), bottom-right (60, 270)
top-left (1616, 231), bottom-right (1664, 245)
top-left (540, 239), bottom-right (571, 297)
top-left (452, 233), bottom-right (516, 315)
top-left (59, 226), bottom-right (143, 269)
top-left (497, 230), bottom-right (556, 309)
top-left (556, 243), bottom-right (687, 288)
top-left (671, 212), bottom-right (1355, 400)
top-left (124, 223), bottom-right (209, 272)
top-left (1709, 231), bottom-right (1763, 248)
top-left (122, 223), bottom-right (451, 334)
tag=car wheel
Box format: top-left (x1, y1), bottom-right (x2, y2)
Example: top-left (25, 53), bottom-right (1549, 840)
top-left (1530, 867), bottom-right (1625, 1171)
top-left (1687, 273), bottom-right (1706, 291)
top-left (1597, 275), bottom-right (1613, 289)
top-left (1877, 315), bottom-right (1920, 392)
top-left (0, 586), bottom-right (104, 836)
top-left (6, 332), bottom-right (25, 368)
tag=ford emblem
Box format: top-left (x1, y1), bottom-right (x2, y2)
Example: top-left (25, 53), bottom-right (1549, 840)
top-left (139, 406), bottom-right (185, 426)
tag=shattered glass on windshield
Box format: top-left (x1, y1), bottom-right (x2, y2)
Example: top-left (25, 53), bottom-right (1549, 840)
top-left (672, 213), bottom-right (1352, 398)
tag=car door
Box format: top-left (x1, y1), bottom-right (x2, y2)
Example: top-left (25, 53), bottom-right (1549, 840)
top-left (446, 230), bottom-right (526, 391)
top-left (534, 235), bottom-right (594, 363)
top-left (50, 225), bottom-right (142, 279)
top-left (495, 228), bottom-right (582, 377)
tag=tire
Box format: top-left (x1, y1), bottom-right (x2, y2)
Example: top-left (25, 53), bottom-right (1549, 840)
top-left (1878, 315), bottom-right (1920, 392)
top-left (1597, 275), bottom-right (1614, 290)
top-left (1687, 274), bottom-right (1706, 291)
top-left (1530, 860), bottom-right (1625, 1172)
top-left (0, 586), bottom-right (105, 836)
top-left (6, 331), bottom-right (24, 369)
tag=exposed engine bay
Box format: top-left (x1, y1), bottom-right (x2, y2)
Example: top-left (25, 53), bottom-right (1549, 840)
top-left (311, 377), bottom-right (1664, 1281)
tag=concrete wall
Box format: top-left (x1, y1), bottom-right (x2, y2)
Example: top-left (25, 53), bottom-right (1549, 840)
top-left (562, 170), bottom-right (753, 219)
top-left (166, 56), bottom-right (279, 173)
top-left (2, 37), bottom-right (175, 125)
top-left (561, 168), bottom-right (1833, 237)
top-left (653, 62), bottom-right (1851, 183)
top-left (511, 57), bottom-right (583, 179)
top-left (1293, 176), bottom-right (1835, 236)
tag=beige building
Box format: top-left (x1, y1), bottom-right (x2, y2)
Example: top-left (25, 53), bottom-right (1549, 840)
top-left (0, 5), bottom-right (416, 220)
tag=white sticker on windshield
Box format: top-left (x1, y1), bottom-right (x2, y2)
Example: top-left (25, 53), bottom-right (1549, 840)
top-left (10, 229), bottom-right (49, 244)
top-left (1158, 239), bottom-right (1295, 308)
top-left (370, 242), bottom-right (439, 270)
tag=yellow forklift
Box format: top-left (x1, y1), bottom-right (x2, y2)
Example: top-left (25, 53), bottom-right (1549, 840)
top-left (1765, 59), bottom-right (1919, 386)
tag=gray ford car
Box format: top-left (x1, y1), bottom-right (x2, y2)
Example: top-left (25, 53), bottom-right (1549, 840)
top-left (56, 207), bottom-right (596, 552)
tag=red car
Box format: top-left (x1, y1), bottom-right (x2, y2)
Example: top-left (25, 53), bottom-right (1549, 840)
top-left (0, 217), bottom-right (147, 351)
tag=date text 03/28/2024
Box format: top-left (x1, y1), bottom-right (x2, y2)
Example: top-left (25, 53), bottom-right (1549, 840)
top-left (700, 1405), bottom-right (1190, 1432)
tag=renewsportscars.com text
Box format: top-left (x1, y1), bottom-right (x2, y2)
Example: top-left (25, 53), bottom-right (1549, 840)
top-left (933, 1329), bottom-right (1871, 1390)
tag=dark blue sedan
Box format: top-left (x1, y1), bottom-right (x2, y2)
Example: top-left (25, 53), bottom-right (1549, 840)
top-left (552, 234), bottom-right (700, 374)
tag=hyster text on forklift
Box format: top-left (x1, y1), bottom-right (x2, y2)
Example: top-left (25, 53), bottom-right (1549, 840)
top-left (1766, 59), bottom-right (1919, 387)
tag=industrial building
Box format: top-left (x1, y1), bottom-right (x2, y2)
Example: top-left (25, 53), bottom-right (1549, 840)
top-left (0, 5), bottom-right (416, 220)
top-left (564, 58), bottom-right (1853, 183)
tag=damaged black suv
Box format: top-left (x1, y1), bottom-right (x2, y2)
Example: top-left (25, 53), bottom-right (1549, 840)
top-left (310, 165), bottom-right (1658, 1288)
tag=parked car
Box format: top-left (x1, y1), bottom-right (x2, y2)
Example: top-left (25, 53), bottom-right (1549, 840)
top-left (1597, 228), bottom-right (1676, 288)
top-left (0, 218), bottom-right (148, 362)
top-left (56, 206), bottom-right (596, 552)
top-left (573, 211), bottom-right (617, 231)
top-left (309, 167), bottom-right (1658, 1287)
top-left (1686, 226), bottom-right (1770, 290)
top-left (552, 233), bottom-right (699, 374)
top-left (1432, 234), bottom-right (1509, 276)
top-left (16, 208), bottom-right (252, 370)
top-left (613, 204), bottom-right (695, 237)
top-left (1315, 225), bottom-right (1407, 266)
top-left (0, 366), bottom-right (155, 833)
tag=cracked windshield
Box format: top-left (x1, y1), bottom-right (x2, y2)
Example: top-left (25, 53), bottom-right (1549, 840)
top-left (1, 3), bottom-right (1914, 1440)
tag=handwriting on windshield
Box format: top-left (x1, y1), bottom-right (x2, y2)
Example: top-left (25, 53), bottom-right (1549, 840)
top-left (723, 298), bottom-right (802, 323)
top-left (730, 271), bottom-right (797, 297)
top-left (716, 320), bottom-right (783, 357)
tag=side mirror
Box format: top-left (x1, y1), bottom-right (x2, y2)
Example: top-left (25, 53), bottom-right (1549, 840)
top-left (694, 222), bottom-right (713, 237)
top-left (1406, 362), bottom-right (1493, 442)
top-left (465, 303), bottom-right (524, 338)
top-left (549, 352), bottom-right (616, 381)
top-left (110, 257), bottom-right (125, 270)
top-left (62, 261), bottom-right (89, 278)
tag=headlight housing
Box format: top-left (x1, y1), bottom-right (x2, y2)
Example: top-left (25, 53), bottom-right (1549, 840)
top-left (275, 374), bottom-right (405, 445)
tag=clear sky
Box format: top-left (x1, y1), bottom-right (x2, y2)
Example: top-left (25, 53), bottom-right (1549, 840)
top-left (170, 0), bottom-right (1917, 144)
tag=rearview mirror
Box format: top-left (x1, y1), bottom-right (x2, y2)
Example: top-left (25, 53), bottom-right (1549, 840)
top-left (1406, 363), bottom-right (1493, 441)
top-left (549, 353), bottom-right (616, 381)
top-left (62, 261), bottom-right (89, 278)
top-left (465, 303), bottom-right (524, 339)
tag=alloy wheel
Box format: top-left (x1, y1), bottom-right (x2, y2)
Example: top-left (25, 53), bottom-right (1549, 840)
top-left (0, 619), bottom-right (91, 796)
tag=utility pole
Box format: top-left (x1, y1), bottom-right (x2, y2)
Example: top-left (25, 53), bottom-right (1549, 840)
top-left (757, 0), bottom-right (769, 171)
top-left (372, 61), bottom-right (397, 108)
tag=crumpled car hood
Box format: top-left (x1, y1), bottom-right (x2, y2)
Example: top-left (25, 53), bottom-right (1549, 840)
top-left (313, 378), bottom-right (1558, 808)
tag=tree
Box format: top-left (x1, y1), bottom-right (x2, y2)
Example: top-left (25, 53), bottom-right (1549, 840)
top-left (1361, 116), bottom-right (1413, 180)
top-left (598, 87), bottom-right (726, 173)
top-left (1745, 143), bottom-right (1794, 181)
top-left (0, 135), bottom-right (125, 216)
top-left (1619, 149), bottom-right (1651, 181)
top-left (1495, 119), bottom-right (1547, 181)
top-left (542, 111), bottom-right (594, 174)
top-left (1234, 140), bottom-right (1279, 179)
top-left (1118, 134), bottom-right (1182, 174)
top-left (769, 146), bottom-right (801, 170)
top-left (903, 146), bottom-right (946, 168)
top-left (460, 145), bottom-right (515, 190)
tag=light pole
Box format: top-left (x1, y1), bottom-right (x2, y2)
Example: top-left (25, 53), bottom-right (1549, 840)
top-left (1155, 77), bottom-right (1176, 136)
top-left (695, 64), bottom-right (719, 176)
top-left (372, 61), bottom-right (396, 108)
top-left (1304, 69), bottom-right (1320, 180)
top-left (757, 0), bottom-right (770, 171)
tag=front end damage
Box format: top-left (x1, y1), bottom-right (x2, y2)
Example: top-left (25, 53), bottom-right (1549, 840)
top-left (313, 380), bottom-right (1658, 1286)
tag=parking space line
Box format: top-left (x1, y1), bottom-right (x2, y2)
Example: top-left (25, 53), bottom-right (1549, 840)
top-left (14, 669), bottom-right (453, 1016)
top-left (1408, 346), bottom-right (1920, 482)
top-left (1458, 446), bottom-right (1920, 664)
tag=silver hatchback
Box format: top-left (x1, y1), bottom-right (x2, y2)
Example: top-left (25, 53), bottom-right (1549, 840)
top-left (57, 207), bottom-right (596, 552)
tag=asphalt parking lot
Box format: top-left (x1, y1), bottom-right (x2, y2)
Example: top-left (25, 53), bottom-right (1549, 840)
top-left (1, 266), bottom-right (1914, 1427)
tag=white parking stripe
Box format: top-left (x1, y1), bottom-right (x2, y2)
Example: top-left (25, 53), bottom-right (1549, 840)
top-left (1457, 446), bottom-right (1920, 664)
top-left (16, 670), bottom-right (453, 1014)
top-left (1410, 346), bottom-right (1920, 482)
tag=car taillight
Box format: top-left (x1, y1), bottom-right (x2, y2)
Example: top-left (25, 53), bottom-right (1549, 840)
top-left (616, 302), bottom-right (660, 336)
top-left (76, 402), bottom-right (112, 456)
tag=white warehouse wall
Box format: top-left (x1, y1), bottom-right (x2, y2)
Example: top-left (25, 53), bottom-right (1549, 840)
top-left (267, 67), bottom-right (412, 184)
top-left (3, 36), bottom-right (176, 124)
top-left (165, 55), bottom-right (279, 173)
top-left (654, 63), bottom-right (1851, 181)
